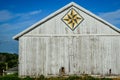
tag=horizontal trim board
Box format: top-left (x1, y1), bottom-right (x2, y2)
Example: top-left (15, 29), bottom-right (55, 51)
top-left (24, 34), bottom-right (120, 37)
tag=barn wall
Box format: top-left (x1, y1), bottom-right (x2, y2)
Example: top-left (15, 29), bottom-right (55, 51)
top-left (19, 35), bottom-right (120, 77)
top-left (26, 6), bottom-right (119, 35)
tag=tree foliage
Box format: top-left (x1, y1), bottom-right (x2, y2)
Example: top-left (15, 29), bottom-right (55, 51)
top-left (0, 52), bottom-right (18, 75)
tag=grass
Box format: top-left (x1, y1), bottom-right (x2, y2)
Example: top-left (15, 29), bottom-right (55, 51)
top-left (0, 73), bottom-right (115, 80)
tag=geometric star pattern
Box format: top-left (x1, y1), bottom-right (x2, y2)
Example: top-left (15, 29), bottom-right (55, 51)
top-left (62, 8), bottom-right (84, 31)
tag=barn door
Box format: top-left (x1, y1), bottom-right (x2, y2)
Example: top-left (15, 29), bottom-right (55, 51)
top-left (68, 37), bottom-right (79, 75)
top-left (69, 53), bottom-right (78, 74)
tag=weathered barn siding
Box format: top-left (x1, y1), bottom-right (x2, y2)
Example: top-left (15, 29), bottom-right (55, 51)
top-left (19, 35), bottom-right (120, 77)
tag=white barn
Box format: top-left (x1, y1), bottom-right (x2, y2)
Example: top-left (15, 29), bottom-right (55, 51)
top-left (13, 2), bottom-right (120, 77)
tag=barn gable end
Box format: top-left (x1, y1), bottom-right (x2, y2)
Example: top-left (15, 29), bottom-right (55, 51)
top-left (13, 2), bottom-right (120, 77)
top-left (13, 2), bottom-right (120, 40)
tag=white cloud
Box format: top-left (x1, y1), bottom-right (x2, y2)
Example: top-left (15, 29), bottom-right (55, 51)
top-left (0, 10), bottom-right (42, 33)
top-left (11, 10), bottom-right (42, 23)
top-left (98, 9), bottom-right (120, 25)
top-left (16, 10), bottom-right (42, 18)
top-left (0, 10), bottom-right (13, 22)
top-left (28, 10), bottom-right (42, 15)
top-left (0, 9), bottom-right (42, 22)
top-left (0, 9), bottom-right (42, 33)
top-left (0, 19), bottom-right (38, 33)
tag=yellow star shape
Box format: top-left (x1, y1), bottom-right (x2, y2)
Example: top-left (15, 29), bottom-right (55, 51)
top-left (62, 8), bottom-right (84, 30)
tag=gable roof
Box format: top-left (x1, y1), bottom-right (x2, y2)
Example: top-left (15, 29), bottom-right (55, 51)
top-left (13, 2), bottom-right (120, 40)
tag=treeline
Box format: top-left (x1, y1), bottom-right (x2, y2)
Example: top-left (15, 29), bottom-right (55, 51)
top-left (0, 52), bottom-right (18, 75)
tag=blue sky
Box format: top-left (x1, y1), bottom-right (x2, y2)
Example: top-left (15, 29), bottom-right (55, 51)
top-left (0, 0), bottom-right (120, 53)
